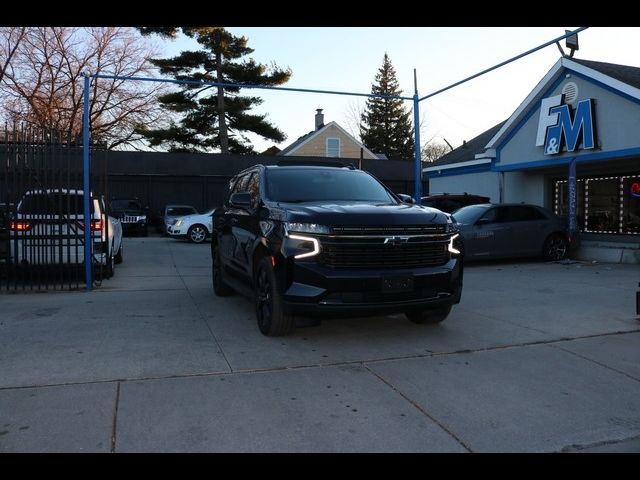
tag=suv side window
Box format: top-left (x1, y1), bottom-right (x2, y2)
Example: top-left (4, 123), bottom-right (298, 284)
top-left (506, 206), bottom-right (546, 222)
top-left (247, 172), bottom-right (261, 209)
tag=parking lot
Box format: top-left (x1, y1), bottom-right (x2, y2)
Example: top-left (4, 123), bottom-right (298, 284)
top-left (1, 235), bottom-right (639, 452)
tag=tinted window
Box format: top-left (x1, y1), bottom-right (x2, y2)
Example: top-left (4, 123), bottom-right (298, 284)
top-left (247, 172), bottom-right (261, 209)
top-left (18, 193), bottom-right (93, 214)
top-left (265, 168), bottom-right (394, 203)
top-left (506, 206), bottom-right (546, 222)
top-left (111, 200), bottom-right (142, 211)
top-left (451, 205), bottom-right (487, 224)
top-left (167, 206), bottom-right (197, 216)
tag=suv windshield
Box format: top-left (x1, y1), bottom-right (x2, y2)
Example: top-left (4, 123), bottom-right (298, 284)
top-left (18, 193), bottom-right (93, 214)
top-left (167, 206), bottom-right (197, 216)
top-left (111, 200), bottom-right (142, 211)
top-left (265, 168), bottom-right (395, 203)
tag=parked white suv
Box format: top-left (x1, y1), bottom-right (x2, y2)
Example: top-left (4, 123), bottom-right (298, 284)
top-left (10, 189), bottom-right (123, 277)
top-left (168, 209), bottom-right (214, 243)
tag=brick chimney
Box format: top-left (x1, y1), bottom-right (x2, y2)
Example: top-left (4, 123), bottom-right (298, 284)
top-left (315, 109), bottom-right (324, 130)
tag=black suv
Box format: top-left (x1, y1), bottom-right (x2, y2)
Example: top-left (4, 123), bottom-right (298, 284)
top-left (110, 198), bottom-right (148, 236)
top-left (212, 163), bottom-right (463, 336)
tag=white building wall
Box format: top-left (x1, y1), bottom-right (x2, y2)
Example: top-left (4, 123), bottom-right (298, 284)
top-left (503, 172), bottom-right (546, 206)
top-left (428, 171), bottom-right (500, 202)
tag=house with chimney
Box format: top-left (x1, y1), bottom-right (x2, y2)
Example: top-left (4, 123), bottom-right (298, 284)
top-left (277, 109), bottom-right (385, 160)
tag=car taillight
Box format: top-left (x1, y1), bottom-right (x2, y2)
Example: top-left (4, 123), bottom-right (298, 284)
top-left (10, 221), bottom-right (32, 231)
top-left (77, 219), bottom-right (103, 232)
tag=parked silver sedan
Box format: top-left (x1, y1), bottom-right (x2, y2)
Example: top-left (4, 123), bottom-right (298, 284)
top-left (451, 203), bottom-right (570, 261)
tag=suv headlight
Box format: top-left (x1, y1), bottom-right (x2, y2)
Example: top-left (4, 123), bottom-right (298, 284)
top-left (284, 234), bottom-right (320, 259)
top-left (175, 219), bottom-right (183, 227)
top-left (282, 223), bottom-right (327, 259)
top-left (448, 233), bottom-right (461, 255)
top-left (284, 222), bottom-right (331, 235)
top-left (445, 220), bottom-right (459, 234)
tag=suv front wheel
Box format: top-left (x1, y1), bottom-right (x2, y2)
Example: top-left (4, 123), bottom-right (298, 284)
top-left (255, 257), bottom-right (295, 336)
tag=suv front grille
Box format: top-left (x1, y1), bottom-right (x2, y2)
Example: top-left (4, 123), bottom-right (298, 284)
top-left (320, 226), bottom-right (451, 269)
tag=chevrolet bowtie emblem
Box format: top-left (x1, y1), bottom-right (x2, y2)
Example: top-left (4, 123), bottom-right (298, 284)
top-left (383, 235), bottom-right (410, 245)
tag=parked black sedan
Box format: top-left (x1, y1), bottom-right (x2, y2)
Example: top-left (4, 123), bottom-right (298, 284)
top-left (451, 203), bottom-right (570, 261)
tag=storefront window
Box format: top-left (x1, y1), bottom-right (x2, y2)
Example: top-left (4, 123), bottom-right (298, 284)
top-left (622, 176), bottom-right (640, 234)
top-left (585, 178), bottom-right (619, 233)
top-left (555, 174), bottom-right (640, 236)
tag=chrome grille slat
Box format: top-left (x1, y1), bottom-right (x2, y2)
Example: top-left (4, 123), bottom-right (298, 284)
top-left (321, 225), bottom-right (450, 269)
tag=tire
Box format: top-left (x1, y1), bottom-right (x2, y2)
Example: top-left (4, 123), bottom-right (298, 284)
top-left (114, 242), bottom-right (123, 264)
top-left (255, 257), bottom-right (295, 336)
top-left (405, 305), bottom-right (452, 324)
top-left (543, 234), bottom-right (568, 261)
top-left (212, 245), bottom-right (234, 296)
top-left (106, 253), bottom-right (115, 278)
top-left (188, 224), bottom-right (207, 244)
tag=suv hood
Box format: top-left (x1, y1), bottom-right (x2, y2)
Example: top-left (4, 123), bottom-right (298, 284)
top-left (277, 201), bottom-right (448, 226)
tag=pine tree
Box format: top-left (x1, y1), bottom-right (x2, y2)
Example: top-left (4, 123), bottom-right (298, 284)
top-left (360, 53), bottom-right (414, 160)
top-left (137, 27), bottom-right (291, 154)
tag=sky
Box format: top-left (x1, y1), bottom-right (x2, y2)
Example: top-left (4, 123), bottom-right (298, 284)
top-left (158, 27), bottom-right (640, 154)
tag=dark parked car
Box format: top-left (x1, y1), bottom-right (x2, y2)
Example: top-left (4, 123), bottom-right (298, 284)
top-left (451, 203), bottom-right (570, 261)
top-left (421, 193), bottom-right (490, 213)
top-left (110, 198), bottom-right (148, 236)
top-left (158, 204), bottom-right (199, 234)
top-left (212, 162), bottom-right (463, 336)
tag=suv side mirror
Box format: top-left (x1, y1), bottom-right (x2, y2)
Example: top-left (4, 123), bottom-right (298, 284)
top-left (230, 192), bottom-right (252, 209)
top-left (397, 194), bottom-right (415, 204)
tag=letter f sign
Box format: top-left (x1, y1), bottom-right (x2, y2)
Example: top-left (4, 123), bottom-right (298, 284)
top-left (536, 94), bottom-right (563, 149)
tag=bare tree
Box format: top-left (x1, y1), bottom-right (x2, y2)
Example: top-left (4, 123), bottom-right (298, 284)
top-left (0, 27), bottom-right (165, 149)
top-left (421, 141), bottom-right (451, 164)
top-left (342, 99), bottom-right (365, 140)
top-left (0, 27), bottom-right (26, 87)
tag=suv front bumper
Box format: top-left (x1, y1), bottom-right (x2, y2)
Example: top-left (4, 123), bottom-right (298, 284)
top-left (281, 258), bottom-right (462, 316)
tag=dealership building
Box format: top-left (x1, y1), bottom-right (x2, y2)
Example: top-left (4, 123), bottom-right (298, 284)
top-left (424, 56), bottom-right (640, 264)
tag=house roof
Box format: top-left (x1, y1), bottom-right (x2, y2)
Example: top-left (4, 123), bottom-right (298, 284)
top-left (570, 58), bottom-right (640, 89)
top-left (278, 120), bottom-right (379, 159)
top-left (425, 121), bottom-right (506, 169)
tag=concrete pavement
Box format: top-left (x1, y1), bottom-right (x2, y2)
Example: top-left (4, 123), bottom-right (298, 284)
top-left (1, 236), bottom-right (639, 452)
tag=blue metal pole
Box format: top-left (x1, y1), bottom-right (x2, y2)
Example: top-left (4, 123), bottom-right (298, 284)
top-left (419, 26), bottom-right (588, 102)
top-left (82, 73), bottom-right (92, 290)
top-left (413, 93), bottom-right (422, 203)
top-left (412, 68), bottom-right (422, 202)
top-left (92, 73), bottom-right (413, 101)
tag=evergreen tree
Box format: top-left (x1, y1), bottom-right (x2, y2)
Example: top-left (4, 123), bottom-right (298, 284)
top-left (138, 27), bottom-right (291, 154)
top-left (360, 53), bottom-right (414, 160)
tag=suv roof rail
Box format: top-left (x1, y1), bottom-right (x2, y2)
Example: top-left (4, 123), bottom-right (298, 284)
top-left (276, 159), bottom-right (355, 169)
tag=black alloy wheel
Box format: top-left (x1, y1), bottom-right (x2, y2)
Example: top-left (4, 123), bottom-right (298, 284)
top-left (255, 257), bottom-right (295, 336)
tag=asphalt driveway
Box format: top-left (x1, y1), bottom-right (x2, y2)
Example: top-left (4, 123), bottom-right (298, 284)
top-left (1, 236), bottom-right (639, 452)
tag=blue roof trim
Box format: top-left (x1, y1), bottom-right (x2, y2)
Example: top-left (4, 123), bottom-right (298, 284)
top-left (569, 70), bottom-right (640, 106)
top-left (492, 146), bottom-right (640, 172)
top-left (425, 163), bottom-right (492, 178)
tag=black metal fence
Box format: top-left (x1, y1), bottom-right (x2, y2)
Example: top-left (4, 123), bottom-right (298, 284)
top-left (0, 125), bottom-right (108, 291)
top-left (100, 151), bottom-right (427, 225)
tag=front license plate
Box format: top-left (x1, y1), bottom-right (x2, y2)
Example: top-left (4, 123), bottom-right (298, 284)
top-left (381, 275), bottom-right (414, 293)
